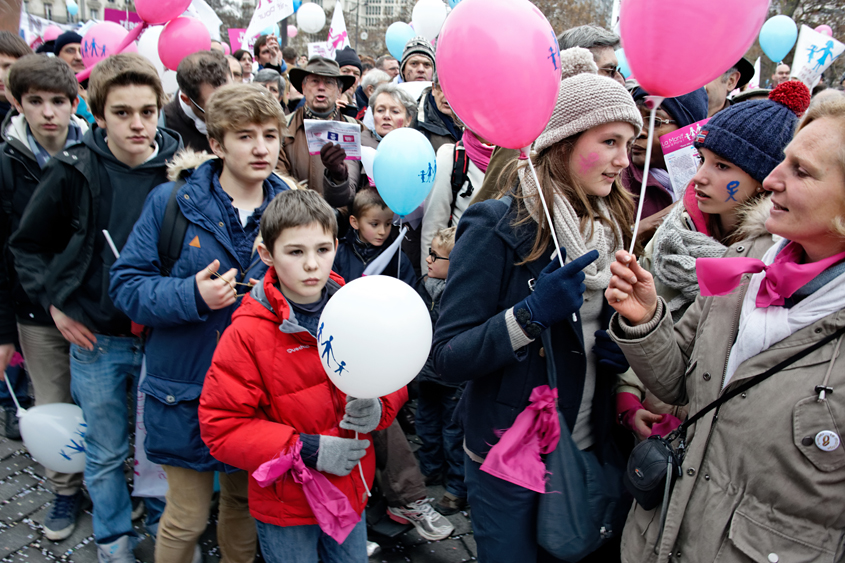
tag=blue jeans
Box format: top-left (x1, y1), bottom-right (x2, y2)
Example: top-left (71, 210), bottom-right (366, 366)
top-left (0, 358), bottom-right (31, 412)
top-left (70, 336), bottom-right (143, 544)
top-left (255, 512), bottom-right (367, 563)
top-left (416, 382), bottom-right (466, 498)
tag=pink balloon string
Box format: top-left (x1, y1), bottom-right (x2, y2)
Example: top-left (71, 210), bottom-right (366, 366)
top-left (629, 97), bottom-right (663, 254)
top-left (75, 22), bottom-right (148, 82)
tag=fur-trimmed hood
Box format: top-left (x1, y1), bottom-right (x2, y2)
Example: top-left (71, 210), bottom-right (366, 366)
top-left (166, 148), bottom-right (217, 181)
top-left (733, 195), bottom-right (775, 242)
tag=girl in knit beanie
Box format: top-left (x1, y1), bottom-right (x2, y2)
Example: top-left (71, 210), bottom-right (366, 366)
top-left (615, 80), bottom-right (812, 441)
top-left (432, 47), bottom-right (642, 561)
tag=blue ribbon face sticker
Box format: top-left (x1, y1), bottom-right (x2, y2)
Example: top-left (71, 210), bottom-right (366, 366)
top-left (725, 181), bottom-right (740, 202)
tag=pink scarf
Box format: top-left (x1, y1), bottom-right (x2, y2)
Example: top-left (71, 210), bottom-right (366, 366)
top-left (480, 385), bottom-right (560, 493)
top-left (252, 441), bottom-right (361, 544)
top-left (696, 242), bottom-right (845, 308)
top-left (462, 129), bottom-right (494, 173)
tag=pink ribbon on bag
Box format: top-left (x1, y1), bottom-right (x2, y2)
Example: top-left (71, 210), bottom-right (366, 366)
top-left (480, 385), bottom-right (560, 493)
top-left (252, 441), bottom-right (361, 544)
top-left (696, 242), bottom-right (845, 308)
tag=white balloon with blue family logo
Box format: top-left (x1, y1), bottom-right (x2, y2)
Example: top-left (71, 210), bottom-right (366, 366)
top-left (19, 404), bottom-right (87, 473)
top-left (317, 276), bottom-right (432, 399)
top-left (373, 128), bottom-right (437, 217)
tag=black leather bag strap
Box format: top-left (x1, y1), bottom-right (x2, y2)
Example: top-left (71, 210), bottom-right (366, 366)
top-left (677, 325), bottom-right (845, 438)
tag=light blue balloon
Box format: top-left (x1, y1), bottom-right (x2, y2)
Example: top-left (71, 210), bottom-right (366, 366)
top-left (448, 0), bottom-right (462, 7)
top-left (373, 128), bottom-right (437, 217)
top-left (759, 15), bottom-right (798, 64)
top-left (615, 48), bottom-right (631, 79)
top-left (261, 24), bottom-right (279, 37)
top-left (293, 0), bottom-right (302, 12)
top-left (67, 1), bottom-right (78, 16)
top-left (385, 22), bottom-right (415, 61)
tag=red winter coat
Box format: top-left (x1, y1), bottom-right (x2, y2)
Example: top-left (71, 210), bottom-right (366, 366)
top-left (198, 268), bottom-right (407, 527)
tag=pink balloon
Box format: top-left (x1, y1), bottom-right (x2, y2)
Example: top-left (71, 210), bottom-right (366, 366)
top-left (222, 42), bottom-right (231, 55)
top-left (81, 22), bottom-right (138, 69)
top-left (136, 0), bottom-right (192, 25)
top-left (621, 0), bottom-right (769, 98)
top-left (158, 17), bottom-right (211, 72)
top-left (815, 25), bottom-right (833, 37)
top-left (436, 0), bottom-right (560, 150)
top-left (288, 25), bottom-right (298, 38)
top-left (43, 25), bottom-right (63, 42)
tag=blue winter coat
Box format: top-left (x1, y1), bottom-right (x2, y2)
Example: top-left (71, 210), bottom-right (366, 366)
top-left (432, 196), bottom-right (619, 461)
top-left (109, 157), bottom-right (290, 471)
top-left (332, 227), bottom-right (417, 286)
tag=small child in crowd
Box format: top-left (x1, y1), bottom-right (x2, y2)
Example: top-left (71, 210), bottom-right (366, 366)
top-left (415, 227), bottom-right (466, 515)
top-left (332, 187), bottom-right (416, 286)
top-left (198, 189), bottom-right (407, 563)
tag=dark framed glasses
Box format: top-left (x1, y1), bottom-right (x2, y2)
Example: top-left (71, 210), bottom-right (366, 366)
top-left (428, 248), bottom-right (449, 262)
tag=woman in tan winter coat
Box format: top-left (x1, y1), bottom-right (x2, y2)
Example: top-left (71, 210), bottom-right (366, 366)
top-left (616, 82), bottom-right (807, 440)
top-left (606, 97), bottom-right (845, 562)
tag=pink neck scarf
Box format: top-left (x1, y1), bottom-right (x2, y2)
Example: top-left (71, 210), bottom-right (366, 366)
top-left (252, 441), bottom-right (361, 544)
top-left (479, 385), bottom-right (560, 493)
top-left (696, 242), bottom-right (845, 308)
top-left (462, 129), bottom-right (494, 173)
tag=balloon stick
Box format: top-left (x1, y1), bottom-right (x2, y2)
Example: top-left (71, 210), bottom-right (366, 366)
top-left (4, 373), bottom-right (25, 417)
top-left (356, 431), bottom-right (372, 497)
top-left (628, 97), bottom-right (663, 255)
top-left (523, 149), bottom-right (564, 268)
top-left (396, 216), bottom-right (403, 281)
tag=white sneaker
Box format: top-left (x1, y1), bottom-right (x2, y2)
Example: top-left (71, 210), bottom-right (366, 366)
top-left (387, 498), bottom-right (455, 541)
top-left (96, 535), bottom-right (136, 563)
top-left (366, 540), bottom-right (381, 557)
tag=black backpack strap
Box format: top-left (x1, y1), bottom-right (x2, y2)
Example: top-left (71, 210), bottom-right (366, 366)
top-left (0, 150), bottom-right (14, 217)
top-left (158, 178), bottom-right (189, 277)
top-left (448, 141), bottom-right (473, 228)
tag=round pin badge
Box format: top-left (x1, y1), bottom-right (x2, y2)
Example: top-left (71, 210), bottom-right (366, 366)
top-left (815, 430), bottom-right (841, 452)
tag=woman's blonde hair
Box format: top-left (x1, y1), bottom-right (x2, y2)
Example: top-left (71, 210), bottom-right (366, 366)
top-left (795, 96), bottom-right (845, 237)
top-left (499, 135), bottom-right (634, 264)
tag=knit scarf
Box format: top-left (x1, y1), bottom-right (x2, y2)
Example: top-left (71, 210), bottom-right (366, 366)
top-left (424, 276), bottom-right (446, 303)
top-left (305, 106), bottom-right (339, 121)
top-left (519, 165), bottom-right (622, 291)
top-left (651, 203), bottom-right (727, 315)
top-left (462, 129), bottom-right (493, 173)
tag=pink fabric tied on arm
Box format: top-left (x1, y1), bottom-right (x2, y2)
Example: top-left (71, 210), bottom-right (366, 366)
top-left (252, 441), bottom-right (361, 544)
top-left (480, 385), bottom-right (560, 493)
top-left (696, 242), bottom-right (845, 308)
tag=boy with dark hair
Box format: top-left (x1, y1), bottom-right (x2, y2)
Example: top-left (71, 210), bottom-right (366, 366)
top-left (332, 187), bottom-right (416, 286)
top-left (10, 53), bottom-right (180, 562)
top-left (0, 54), bottom-right (88, 537)
top-left (198, 189), bottom-right (407, 563)
top-left (110, 83), bottom-right (291, 563)
top-left (0, 31), bottom-right (31, 126)
top-left (160, 50), bottom-right (232, 154)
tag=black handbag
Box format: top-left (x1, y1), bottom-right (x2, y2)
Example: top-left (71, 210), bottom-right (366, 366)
top-left (536, 330), bottom-right (627, 561)
top-left (624, 325), bottom-right (845, 514)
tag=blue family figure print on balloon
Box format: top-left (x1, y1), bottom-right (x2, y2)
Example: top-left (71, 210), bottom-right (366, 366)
top-left (334, 361), bottom-right (348, 376)
top-left (89, 38), bottom-right (98, 58)
top-left (321, 334), bottom-right (336, 366)
top-left (59, 422), bottom-right (87, 461)
top-left (725, 181), bottom-right (739, 202)
top-left (548, 31), bottom-right (560, 71)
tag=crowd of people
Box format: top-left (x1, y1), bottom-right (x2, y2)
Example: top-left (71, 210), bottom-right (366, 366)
top-left (0, 16), bottom-right (844, 563)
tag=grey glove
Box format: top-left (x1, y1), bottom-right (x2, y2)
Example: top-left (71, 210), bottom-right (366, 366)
top-left (339, 397), bottom-right (382, 434)
top-left (315, 435), bottom-right (369, 476)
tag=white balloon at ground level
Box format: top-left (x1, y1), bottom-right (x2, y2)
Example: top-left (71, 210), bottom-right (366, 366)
top-left (411, 0), bottom-right (448, 41)
top-left (19, 404), bottom-right (87, 474)
top-left (318, 276), bottom-right (432, 399)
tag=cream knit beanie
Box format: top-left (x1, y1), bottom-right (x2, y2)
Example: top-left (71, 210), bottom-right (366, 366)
top-left (533, 47), bottom-right (643, 153)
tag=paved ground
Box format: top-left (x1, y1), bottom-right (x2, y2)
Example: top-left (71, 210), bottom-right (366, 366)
top-left (0, 415), bottom-right (476, 563)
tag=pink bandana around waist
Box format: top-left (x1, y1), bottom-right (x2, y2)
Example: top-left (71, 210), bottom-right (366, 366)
top-left (480, 385), bottom-right (560, 493)
top-left (696, 242), bottom-right (845, 308)
top-left (252, 440), bottom-right (361, 544)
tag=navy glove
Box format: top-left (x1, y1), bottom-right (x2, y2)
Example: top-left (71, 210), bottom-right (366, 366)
top-left (593, 329), bottom-right (629, 373)
top-left (513, 249), bottom-right (600, 332)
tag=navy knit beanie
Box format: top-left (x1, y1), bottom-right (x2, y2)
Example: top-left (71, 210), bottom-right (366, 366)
top-left (633, 87), bottom-right (709, 128)
top-left (693, 81), bottom-right (811, 184)
top-left (334, 46), bottom-right (362, 73)
top-left (54, 31), bottom-right (83, 56)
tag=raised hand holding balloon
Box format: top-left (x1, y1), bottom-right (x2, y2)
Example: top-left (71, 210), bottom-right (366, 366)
top-left (620, 0), bottom-right (769, 251)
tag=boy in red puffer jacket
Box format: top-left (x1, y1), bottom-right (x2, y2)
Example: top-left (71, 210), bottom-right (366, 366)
top-left (199, 189), bottom-right (407, 563)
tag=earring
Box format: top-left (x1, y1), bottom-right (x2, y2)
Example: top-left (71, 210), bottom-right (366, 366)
top-left (756, 186), bottom-right (764, 193)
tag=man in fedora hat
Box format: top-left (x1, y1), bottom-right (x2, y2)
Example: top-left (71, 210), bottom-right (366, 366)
top-left (280, 56), bottom-right (361, 208)
top-left (705, 57), bottom-right (755, 117)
